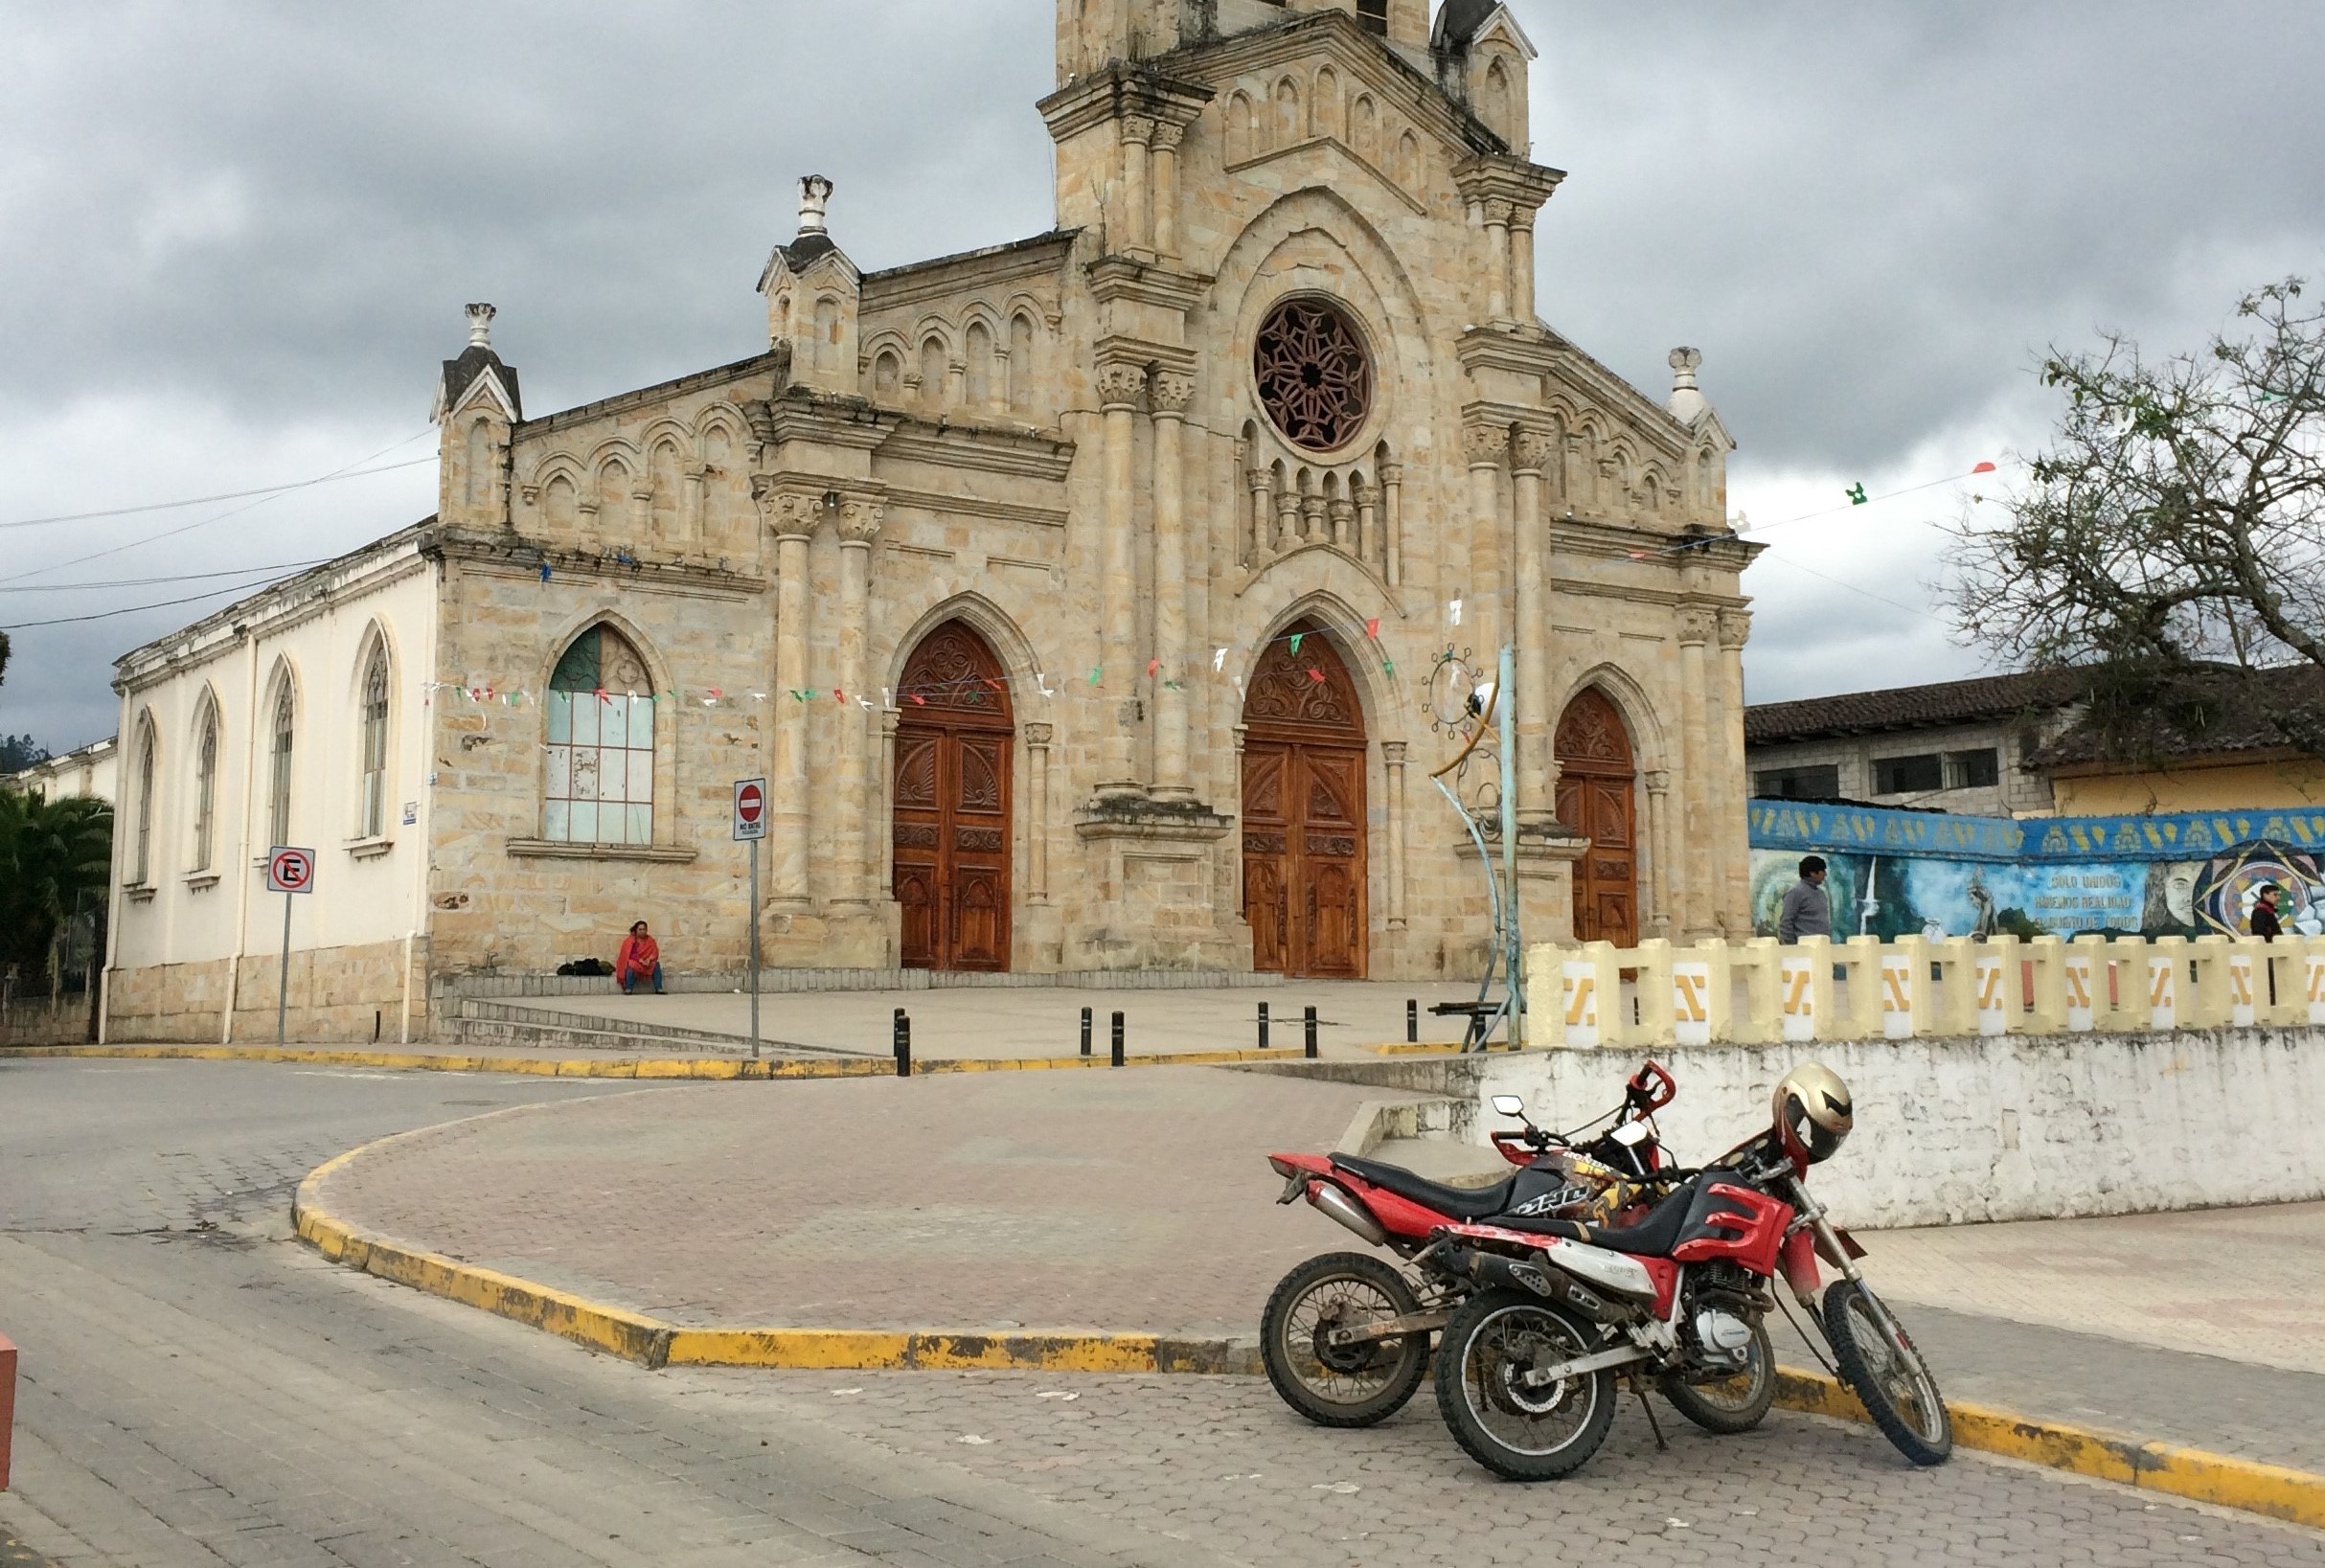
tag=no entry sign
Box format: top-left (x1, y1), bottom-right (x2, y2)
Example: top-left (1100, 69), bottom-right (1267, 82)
top-left (265, 846), bottom-right (317, 895)
top-left (733, 778), bottom-right (768, 841)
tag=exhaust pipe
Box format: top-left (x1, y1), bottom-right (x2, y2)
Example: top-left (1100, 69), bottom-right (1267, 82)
top-left (1461, 1249), bottom-right (1618, 1323)
top-left (1311, 1182), bottom-right (1387, 1245)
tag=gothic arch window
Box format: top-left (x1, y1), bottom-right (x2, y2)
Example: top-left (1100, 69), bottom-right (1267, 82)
top-left (1007, 314), bottom-right (1037, 414)
top-left (1226, 92), bottom-right (1256, 164)
top-left (357, 639), bottom-right (391, 838)
top-left (266, 670), bottom-right (296, 851)
top-left (1481, 57), bottom-right (1515, 145)
top-left (1395, 129), bottom-right (1421, 191)
top-left (544, 623), bottom-right (657, 846)
top-left (874, 348), bottom-right (902, 401)
top-left (543, 472), bottom-right (578, 531)
top-left (965, 320), bottom-right (993, 408)
top-left (919, 335), bottom-right (948, 410)
top-left (190, 693), bottom-right (220, 873)
top-left (1313, 66), bottom-right (1341, 141)
top-left (1272, 77), bottom-right (1301, 148)
top-left (463, 420), bottom-right (491, 510)
top-left (649, 439), bottom-right (683, 537)
top-left (597, 457), bottom-right (630, 526)
top-left (132, 715), bottom-right (158, 886)
top-left (1351, 94), bottom-right (1379, 163)
top-left (814, 296), bottom-right (841, 375)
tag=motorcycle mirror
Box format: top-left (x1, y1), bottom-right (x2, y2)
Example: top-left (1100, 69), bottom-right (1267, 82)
top-left (1490, 1094), bottom-right (1525, 1118)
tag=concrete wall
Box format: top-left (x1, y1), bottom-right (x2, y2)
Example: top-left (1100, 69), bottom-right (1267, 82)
top-left (1746, 716), bottom-right (2057, 818)
top-left (1470, 1028), bottom-right (2325, 1230)
top-left (2054, 756), bottom-right (2325, 815)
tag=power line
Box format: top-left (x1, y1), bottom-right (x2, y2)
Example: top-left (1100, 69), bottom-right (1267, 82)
top-left (2, 577), bottom-right (297, 632)
top-left (0, 453), bottom-right (435, 532)
top-left (0, 559), bottom-right (327, 595)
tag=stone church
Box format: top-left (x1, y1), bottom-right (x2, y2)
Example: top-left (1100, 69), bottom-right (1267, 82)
top-left (102, 0), bottom-right (1758, 1042)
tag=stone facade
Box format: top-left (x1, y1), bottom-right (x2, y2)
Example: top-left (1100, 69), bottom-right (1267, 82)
top-left (103, 0), bottom-right (1758, 1039)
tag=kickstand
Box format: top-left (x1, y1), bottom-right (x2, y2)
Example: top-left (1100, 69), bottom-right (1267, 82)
top-left (1631, 1376), bottom-right (1669, 1451)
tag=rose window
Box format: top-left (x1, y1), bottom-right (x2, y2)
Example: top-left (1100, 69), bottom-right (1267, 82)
top-left (1254, 298), bottom-right (1373, 453)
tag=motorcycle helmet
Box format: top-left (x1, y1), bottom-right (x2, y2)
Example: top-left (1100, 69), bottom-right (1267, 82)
top-left (1771, 1063), bottom-right (1853, 1165)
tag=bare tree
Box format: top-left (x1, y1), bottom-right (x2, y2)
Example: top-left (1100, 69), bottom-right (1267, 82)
top-left (1949, 280), bottom-right (2325, 759)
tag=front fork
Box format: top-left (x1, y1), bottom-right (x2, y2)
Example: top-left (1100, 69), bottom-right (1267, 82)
top-left (1784, 1174), bottom-right (1913, 1348)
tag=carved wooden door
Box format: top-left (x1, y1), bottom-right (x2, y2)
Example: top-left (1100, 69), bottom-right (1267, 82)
top-left (1241, 624), bottom-right (1368, 978)
top-left (893, 622), bottom-right (1013, 971)
top-left (1555, 687), bottom-right (1638, 947)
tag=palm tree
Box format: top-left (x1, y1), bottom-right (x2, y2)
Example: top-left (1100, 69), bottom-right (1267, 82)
top-left (0, 788), bottom-right (113, 994)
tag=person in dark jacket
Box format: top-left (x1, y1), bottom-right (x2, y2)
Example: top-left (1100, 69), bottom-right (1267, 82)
top-left (1779, 856), bottom-right (1833, 943)
top-left (2251, 883), bottom-right (2284, 942)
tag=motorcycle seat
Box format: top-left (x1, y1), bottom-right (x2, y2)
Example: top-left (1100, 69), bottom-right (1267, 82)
top-left (1328, 1153), bottom-right (1517, 1220)
top-left (1486, 1179), bottom-right (1700, 1256)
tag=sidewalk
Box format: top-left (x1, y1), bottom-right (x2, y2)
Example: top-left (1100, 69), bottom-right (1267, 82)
top-left (302, 1066), bottom-right (2325, 1482)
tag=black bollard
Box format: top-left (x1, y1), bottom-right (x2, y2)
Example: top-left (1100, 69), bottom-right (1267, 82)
top-left (1110, 1011), bottom-right (1126, 1067)
top-left (1406, 998), bottom-right (1418, 1043)
top-left (1258, 1001), bottom-right (1270, 1049)
top-left (894, 1008), bottom-right (912, 1078)
top-left (1080, 1006), bottom-right (1093, 1057)
top-left (1304, 1005), bottom-right (1318, 1059)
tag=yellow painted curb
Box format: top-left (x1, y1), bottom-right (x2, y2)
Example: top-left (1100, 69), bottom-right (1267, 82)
top-left (4, 1043), bottom-right (1287, 1079)
top-left (1771, 1368), bottom-right (2325, 1530)
top-left (291, 1126), bottom-right (2325, 1534)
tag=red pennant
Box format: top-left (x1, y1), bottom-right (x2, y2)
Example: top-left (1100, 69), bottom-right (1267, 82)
top-left (1972, 461), bottom-right (1997, 474)
top-left (1148, 658), bottom-right (1161, 677)
top-left (1365, 618), bottom-right (1379, 639)
top-left (1308, 668), bottom-right (1325, 683)
top-left (910, 693), bottom-right (926, 706)
top-left (593, 686), bottom-right (610, 704)
top-left (834, 688), bottom-right (846, 703)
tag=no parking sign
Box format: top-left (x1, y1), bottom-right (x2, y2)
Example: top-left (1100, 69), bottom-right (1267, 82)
top-left (265, 847), bottom-right (316, 895)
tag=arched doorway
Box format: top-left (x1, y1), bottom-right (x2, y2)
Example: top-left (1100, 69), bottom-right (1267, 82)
top-left (893, 621), bottom-right (1013, 970)
top-left (1555, 688), bottom-right (1638, 947)
top-left (1241, 622), bottom-right (1368, 977)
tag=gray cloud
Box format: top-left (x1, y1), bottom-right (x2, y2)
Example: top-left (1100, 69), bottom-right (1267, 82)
top-left (4, 1), bottom-right (2322, 745)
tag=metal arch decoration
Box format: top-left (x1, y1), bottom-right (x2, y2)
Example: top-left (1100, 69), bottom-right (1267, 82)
top-left (1254, 298), bottom-right (1373, 453)
top-left (1418, 644), bottom-right (1525, 1053)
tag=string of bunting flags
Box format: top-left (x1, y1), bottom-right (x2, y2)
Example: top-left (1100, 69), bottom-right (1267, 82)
top-left (421, 460), bottom-right (2009, 716)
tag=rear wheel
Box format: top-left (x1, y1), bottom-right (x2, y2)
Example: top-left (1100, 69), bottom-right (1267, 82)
top-left (1433, 1288), bottom-right (1616, 1481)
top-left (1659, 1315), bottom-right (1776, 1435)
top-left (1823, 1280), bottom-right (1952, 1465)
top-left (1260, 1252), bottom-right (1429, 1427)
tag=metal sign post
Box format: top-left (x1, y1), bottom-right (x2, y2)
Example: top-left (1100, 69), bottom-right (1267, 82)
top-left (1497, 646), bottom-right (1523, 1048)
top-left (733, 779), bottom-right (768, 1057)
top-left (264, 847), bottom-right (316, 1045)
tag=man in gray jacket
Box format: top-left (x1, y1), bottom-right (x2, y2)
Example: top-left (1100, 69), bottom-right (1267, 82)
top-left (1779, 855), bottom-right (1833, 943)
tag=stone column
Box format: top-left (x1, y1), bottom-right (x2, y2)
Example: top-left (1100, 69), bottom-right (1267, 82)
top-left (1120, 116), bottom-right (1154, 254)
top-left (1511, 213), bottom-right (1537, 325)
top-left (1354, 475), bottom-right (1377, 566)
top-left (1381, 461), bottom-right (1403, 585)
top-left (1718, 610), bottom-right (1753, 935)
top-left (1150, 370), bottom-right (1196, 800)
top-left (1151, 122), bottom-right (1185, 257)
top-left (1645, 768), bottom-right (1675, 938)
top-left (1463, 423), bottom-right (1506, 653)
top-left (1300, 486), bottom-right (1326, 543)
top-left (987, 346), bottom-right (1011, 416)
top-left (682, 466), bottom-right (705, 545)
top-left (1511, 431), bottom-right (1554, 827)
top-left (1095, 361), bottom-right (1147, 797)
top-left (1482, 200), bottom-right (1513, 323)
top-left (833, 498), bottom-right (883, 904)
top-left (755, 483), bottom-right (819, 906)
top-left (1676, 607), bottom-right (1715, 940)
top-left (878, 707), bottom-right (900, 897)
top-left (1230, 723), bottom-right (1249, 910)
top-left (1382, 740), bottom-right (1408, 929)
top-left (1245, 466), bottom-right (1272, 566)
top-left (1025, 720), bottom-right (1053, 902)
top-left (1276, 475), bottom-right (1302, 552)
top-left (1328, 493), bottom-right (1355, 550)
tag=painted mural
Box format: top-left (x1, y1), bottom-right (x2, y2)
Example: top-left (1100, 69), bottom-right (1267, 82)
top-left (1747, 802), bottom-right (2325, 942)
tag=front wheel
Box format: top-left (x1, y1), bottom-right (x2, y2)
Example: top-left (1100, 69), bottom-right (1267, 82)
top-left (1823, 1280), bottom-right (1952, 1465)
top-left (1659, 1314), bottom-right (1776, 1435)
top-left (1433, 1288), bottom-right (1616, 1481)
top-left (1260, 1252), bottom-right (1430, 1427)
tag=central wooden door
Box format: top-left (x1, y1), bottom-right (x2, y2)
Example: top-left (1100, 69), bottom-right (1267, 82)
top-left (1555, 687), bottom-right (1638, 947)
top-left (1241, 623), bottom-right (1368, 978)
top-left (893, 621), bottom-right (1013, 971)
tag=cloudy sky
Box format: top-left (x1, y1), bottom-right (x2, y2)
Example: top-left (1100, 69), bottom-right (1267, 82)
top-left (4, 1), bottom-right (2322, 755)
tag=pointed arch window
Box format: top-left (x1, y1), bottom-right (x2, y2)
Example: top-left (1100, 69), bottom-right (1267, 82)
top-left (133, 718), bottom-right (157, 886)
top-left (191, 699), bottom-right (220, 873)
top-left (267, 677), bottom-right (296, 849)
top-left (544, 624), bottom-right (656, 845)
top-left (359, 644), bottom-right (391, 838)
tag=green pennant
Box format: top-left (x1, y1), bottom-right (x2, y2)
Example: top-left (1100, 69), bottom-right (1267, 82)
top-left (1845, 483), bottom-right (1868, 506)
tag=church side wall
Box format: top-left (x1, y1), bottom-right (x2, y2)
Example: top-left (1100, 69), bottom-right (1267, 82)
top-left (104, 553), bottom-right (437, 1043)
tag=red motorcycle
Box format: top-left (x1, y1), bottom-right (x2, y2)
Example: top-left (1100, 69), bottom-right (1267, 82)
top-left (1428, 1063), bottom-right (1951, 1480)
top-left (1260, 1063), bottom-right (1682, 1427)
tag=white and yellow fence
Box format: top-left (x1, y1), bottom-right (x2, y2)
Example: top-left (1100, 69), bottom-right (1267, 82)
top-left (1536, 933), bottom-right (2325, 1049)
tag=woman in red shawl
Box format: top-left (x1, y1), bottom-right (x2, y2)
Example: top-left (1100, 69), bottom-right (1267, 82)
top-left (616, 920), bottom-right (664, 994)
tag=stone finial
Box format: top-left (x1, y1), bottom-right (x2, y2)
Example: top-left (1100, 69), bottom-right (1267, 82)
top-left (797, 174), bottom-right (834, 237)
top-left (466, 303), bottom-right (496, 348)
top-left (1666, 346), bottom-right (1709, 423)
